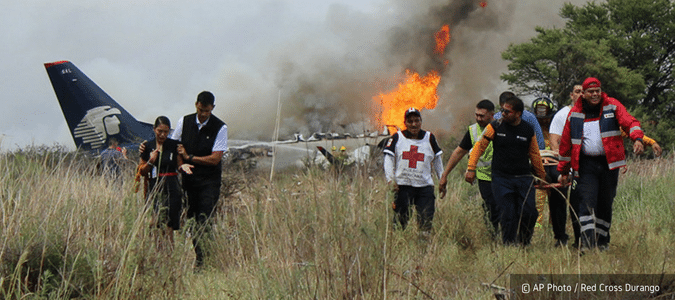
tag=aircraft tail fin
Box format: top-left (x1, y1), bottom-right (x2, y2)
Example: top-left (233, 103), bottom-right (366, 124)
top-left (44, 61), bottom-right (154, 150)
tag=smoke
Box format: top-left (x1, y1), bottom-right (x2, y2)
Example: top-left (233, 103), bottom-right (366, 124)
top-left (224, 0), bottom-right (587, 141)
top-left (232, 0), bottom-right (509, 140)
top-left (0, 0), bottom-right (589, 150)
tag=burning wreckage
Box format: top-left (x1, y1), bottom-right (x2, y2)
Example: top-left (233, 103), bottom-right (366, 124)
top-left (226, 129), bottom-right (392, 171)
top-left (228, 22), bottom-right (456, 171)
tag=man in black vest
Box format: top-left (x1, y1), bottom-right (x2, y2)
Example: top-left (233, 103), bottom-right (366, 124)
top-left (465, 96), bottom-right (546, 246)
top-left (171, 91), bottom-right (228, 267)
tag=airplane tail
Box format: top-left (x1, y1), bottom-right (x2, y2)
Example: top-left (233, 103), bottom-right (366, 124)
top-left (44, 61), bottom-right (154, 151)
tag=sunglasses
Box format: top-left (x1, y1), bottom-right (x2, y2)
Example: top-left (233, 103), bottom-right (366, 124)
top-left (501, 108), bottom-right (514, 115)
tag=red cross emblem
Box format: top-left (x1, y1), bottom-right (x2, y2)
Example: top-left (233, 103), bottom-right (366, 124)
top-left (402, 145), bottom-right (425, 168)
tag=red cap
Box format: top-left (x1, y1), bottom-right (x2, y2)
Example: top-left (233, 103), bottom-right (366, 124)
top-left (582, 77), bottom-right (601, 91)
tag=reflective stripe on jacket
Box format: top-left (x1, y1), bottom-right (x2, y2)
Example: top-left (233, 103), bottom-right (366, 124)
top-left (557, 93), bottom-right (644, 174)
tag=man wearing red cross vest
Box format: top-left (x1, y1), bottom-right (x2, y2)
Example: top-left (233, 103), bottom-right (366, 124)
top-left (383, 108), bottom-right (444, 233)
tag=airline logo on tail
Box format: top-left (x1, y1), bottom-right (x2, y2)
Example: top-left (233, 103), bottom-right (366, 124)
top-left (74, 106), bottom-right (122, 149)
top-left (44, 60), bottom-right (155, 151)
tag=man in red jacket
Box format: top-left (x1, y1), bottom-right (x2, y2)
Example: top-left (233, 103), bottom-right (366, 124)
top-left (558, 77), bottom-right (644, 251)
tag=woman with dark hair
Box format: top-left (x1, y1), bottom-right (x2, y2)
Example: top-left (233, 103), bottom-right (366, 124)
top-left (138, 116), bottom-right (193, 249)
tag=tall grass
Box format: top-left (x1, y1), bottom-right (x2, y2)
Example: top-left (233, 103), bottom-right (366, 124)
top-left (1, 146), bottom-right (673, 299)
top-left (0, 147), bottom-right (192, 299)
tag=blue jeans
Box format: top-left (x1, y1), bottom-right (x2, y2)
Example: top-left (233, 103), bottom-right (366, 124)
top-left (492, 172), bottom-right (537, 246)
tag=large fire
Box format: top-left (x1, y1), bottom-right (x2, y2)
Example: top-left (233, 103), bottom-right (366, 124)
top-left (375, 71), bottom-right (441, 131)
top-left (374, 25), bottom-right (451, 131)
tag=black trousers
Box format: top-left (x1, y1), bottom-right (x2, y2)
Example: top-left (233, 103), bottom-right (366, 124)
top-left (478, 179), bottom-right (500, 238)
top-left (183, 174), bottom-right (221, 265)
top-left (569, 184), bottom-right (581, 247)
top-left (393, 185), bottom-right (435, 231)
top-left (575, 155), bottom-right (619, 248)
top-left (545, 166), bottom-right (569, 243)
top-left (148, 175), bottom-right (182, 230)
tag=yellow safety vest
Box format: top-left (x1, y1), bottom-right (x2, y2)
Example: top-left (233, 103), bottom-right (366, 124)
top-left (469, 123), bottom-right (493, 181)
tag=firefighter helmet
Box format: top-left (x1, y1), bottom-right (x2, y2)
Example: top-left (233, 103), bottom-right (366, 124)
top-left (531, 97), bottom-right (555, 119)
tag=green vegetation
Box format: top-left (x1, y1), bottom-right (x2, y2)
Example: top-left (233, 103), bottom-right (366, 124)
top-left (1, 147), bottom-right (673, 299)
top-left (501, 0), bottom-right (675, 150)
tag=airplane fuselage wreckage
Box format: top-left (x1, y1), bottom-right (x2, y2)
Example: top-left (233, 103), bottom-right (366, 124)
top-left (44, 61), bottom-right (390, 171)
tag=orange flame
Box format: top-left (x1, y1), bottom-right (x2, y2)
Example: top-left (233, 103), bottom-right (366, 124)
top-left (374, 25), bottom-right (450, 132)
top-left (434, 25), bottom-right (451, 55)
top-left (375, 70), bottom-right (441, 130)
top-left (479, 1), bottom-right (487, 8)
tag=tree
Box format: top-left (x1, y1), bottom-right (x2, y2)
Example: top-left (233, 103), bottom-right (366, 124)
top-left (561, 0), bottom-right (675, 112)
top-left (501, 27), bottom-right (643, 108)
top-left (501, 0), bottom-right (675, 149)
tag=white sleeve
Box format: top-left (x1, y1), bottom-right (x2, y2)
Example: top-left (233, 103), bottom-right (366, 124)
top-left (212, 124), bottom-right (228, 152)
top-left (170, 117), bottom-right (184, 141)
top-left (384, 154), bottom-right (395, 183)
top-left (550, 106), bottom-right (570, 136)
top-left (432, 153), bottom-right (444, 180)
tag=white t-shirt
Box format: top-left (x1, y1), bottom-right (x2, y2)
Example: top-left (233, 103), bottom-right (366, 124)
top-left (550, 105), bottom-right (571, 136)
top-left (582, 120), bottom-right (605, 156)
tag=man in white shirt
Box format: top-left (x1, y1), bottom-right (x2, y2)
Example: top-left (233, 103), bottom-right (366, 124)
top-left (548, 85), bottom-right (583, 247)
top-left (550, 85), bottom-right (583, 151)
top-left (383, 108), bottom-right (444, 233)
top-left (171, 91), bottom-right (228, 267)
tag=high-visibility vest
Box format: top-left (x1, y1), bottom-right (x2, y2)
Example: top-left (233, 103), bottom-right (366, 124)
top-left (469, 123), bottom-right (493, 181)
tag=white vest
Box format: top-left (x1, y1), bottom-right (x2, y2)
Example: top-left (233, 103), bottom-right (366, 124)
top-left (393, 131), bottom-right (438, 187)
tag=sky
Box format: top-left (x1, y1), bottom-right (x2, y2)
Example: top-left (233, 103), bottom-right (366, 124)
top-left (0, 0), bottom-right (589, 151)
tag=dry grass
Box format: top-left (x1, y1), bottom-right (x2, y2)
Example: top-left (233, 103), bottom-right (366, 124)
top-left (1, 147), bottom-right (673, 299)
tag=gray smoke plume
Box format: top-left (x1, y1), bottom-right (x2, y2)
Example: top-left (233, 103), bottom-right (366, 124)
top-left (218, 0), bottom-right (587, 141)
top-left (0, 0), bottom-right (588, 150)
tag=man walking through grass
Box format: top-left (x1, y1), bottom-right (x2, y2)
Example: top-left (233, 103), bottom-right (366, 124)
top-left (171, 91), bottom-right (228, 267)
top-left (466, 96), bottom-right (545, 246)
top-left (438, 99), bottom-right (499, 238)
top-left (557, 77), bottom-right (644, 251)
top-left (384, 108), bottom-right (444, 235)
